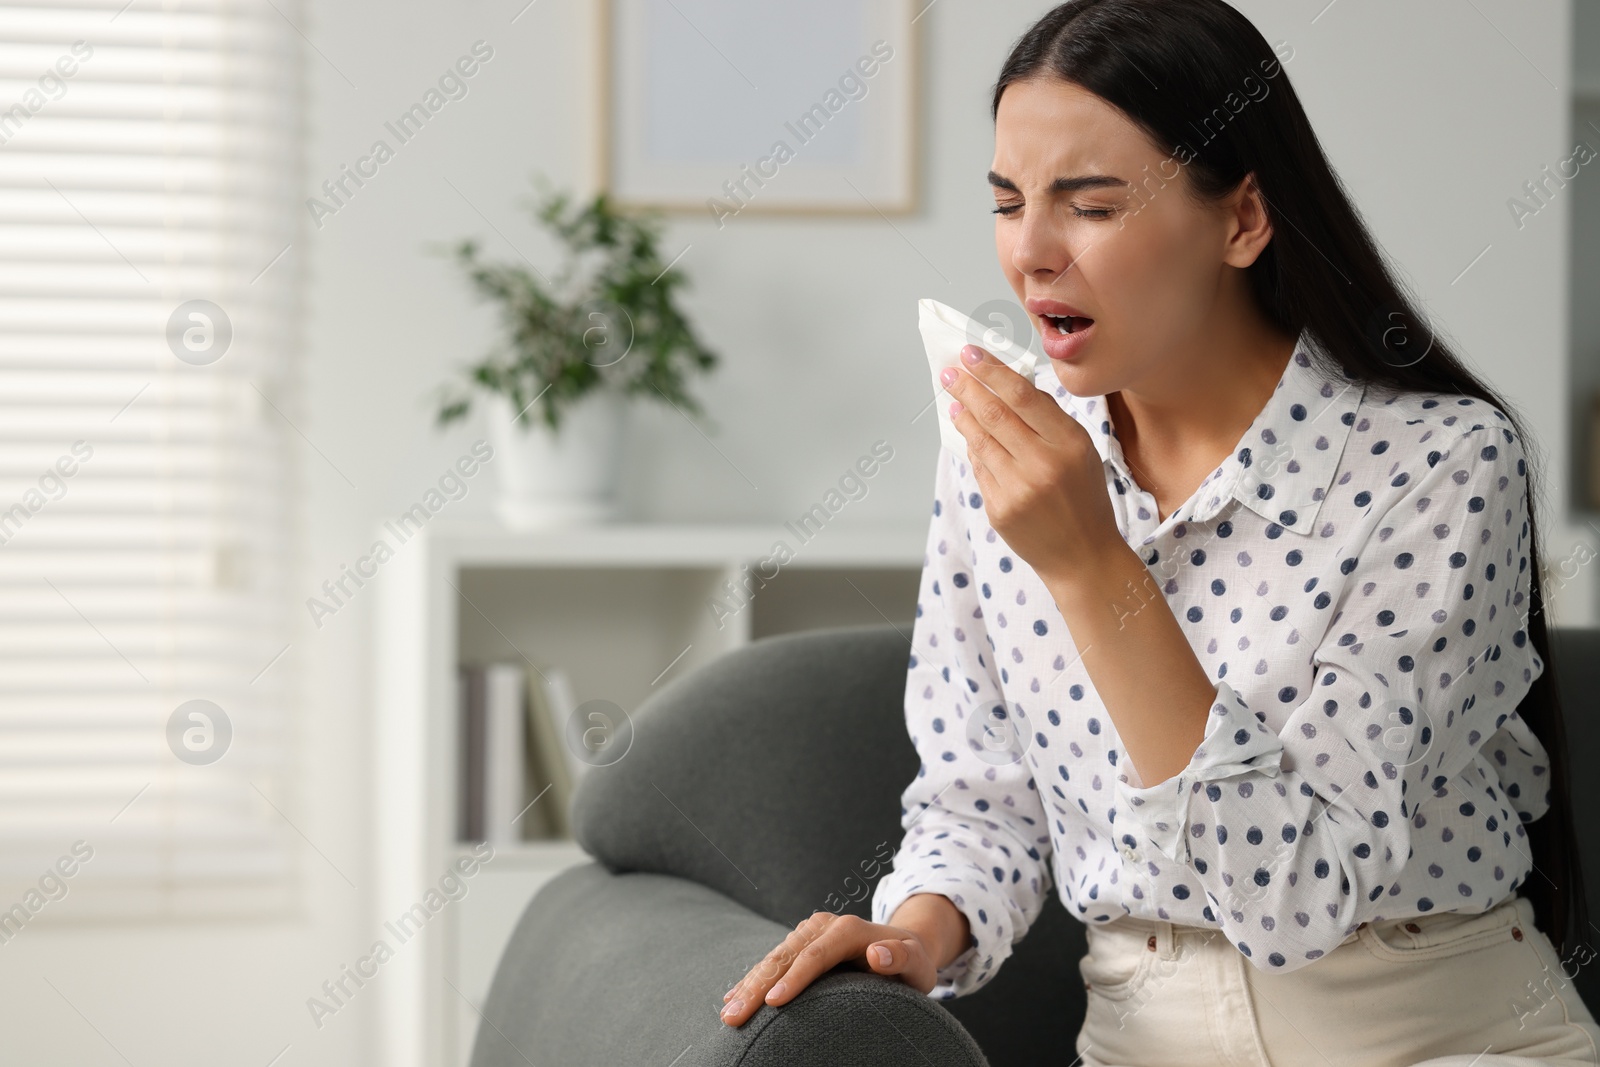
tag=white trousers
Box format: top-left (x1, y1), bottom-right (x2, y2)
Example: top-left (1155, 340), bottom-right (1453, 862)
top-left (1074, 894), bottom-right (1600, 1067)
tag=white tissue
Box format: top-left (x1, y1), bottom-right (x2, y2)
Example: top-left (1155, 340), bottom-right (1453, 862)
top-left (917, 298), bottom-right (1040, 459)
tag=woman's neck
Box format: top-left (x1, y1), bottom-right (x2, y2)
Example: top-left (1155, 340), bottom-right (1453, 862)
top-left (1106, 322), bottom-right (1299, 520)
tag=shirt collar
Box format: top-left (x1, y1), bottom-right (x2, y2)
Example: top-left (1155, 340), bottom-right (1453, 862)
top-left (1048, 329), bottom-right (1367, 536)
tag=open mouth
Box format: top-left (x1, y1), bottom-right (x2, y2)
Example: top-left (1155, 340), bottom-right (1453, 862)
top-left (1042, 313), bottom-right (1093, 335)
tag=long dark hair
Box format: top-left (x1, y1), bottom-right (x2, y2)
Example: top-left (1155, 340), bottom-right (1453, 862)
top-left (993, 0), bottom-right (1586, 959)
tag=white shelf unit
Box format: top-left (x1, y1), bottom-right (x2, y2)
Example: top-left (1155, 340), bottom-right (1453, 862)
top-left (372, 519), bottom-right (925, 1067)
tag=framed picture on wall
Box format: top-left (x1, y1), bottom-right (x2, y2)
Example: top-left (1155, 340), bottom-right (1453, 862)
top-left (596, 0), bottom-right (921, 222)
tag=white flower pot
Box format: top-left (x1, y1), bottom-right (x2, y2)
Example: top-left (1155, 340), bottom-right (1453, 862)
top-left (487, 388), bottom-right (628, 529)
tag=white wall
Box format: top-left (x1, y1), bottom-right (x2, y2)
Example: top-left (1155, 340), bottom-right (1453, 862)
top-left (0, 3), bottom-right (1583, 1065)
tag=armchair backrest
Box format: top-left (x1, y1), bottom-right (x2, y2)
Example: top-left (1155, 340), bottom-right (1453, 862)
top-left (570, 623), bottom-right (922, 929)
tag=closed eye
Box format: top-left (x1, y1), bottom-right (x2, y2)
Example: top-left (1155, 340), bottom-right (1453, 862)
top-left (992, 204), bottom-right (1116, 219)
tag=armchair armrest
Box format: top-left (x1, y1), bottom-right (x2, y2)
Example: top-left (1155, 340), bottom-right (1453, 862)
top-left (471, 861), bottom-right (991, 1067)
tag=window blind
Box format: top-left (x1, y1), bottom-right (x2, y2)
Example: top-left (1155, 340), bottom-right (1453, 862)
top-left (0, 0), bottom-right (303, 919)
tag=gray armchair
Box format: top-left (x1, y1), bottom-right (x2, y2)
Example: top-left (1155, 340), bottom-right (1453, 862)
top-left (470, 622), bottom-right (1600, 1067)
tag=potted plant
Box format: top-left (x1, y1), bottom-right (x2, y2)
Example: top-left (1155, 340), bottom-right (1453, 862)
top-left (434, 175), bottom-right (721, 528)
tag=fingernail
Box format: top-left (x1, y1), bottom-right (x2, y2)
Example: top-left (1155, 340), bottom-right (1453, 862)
top-left (961, 346), bottom-right (982, 365)
top-left (873, 945), bottom-right (891, 966)
top-left (722, 998), bottom-right (745, 1018)
top-left (766, 981), bottom-right (787, 1002)
top-left (949, 400), bottom-right (963, 416)
top-left (939, 366), bottom-right (957, 386)
top-left (722, 988), bottom-right (735, 1001)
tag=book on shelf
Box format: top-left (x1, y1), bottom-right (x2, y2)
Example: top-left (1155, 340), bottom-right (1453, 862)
top-left (1590, 389), bottom-right (1600, 510)
top-left (457, 659), bottom-right (591, 843)
top-left (456, 667), bottom-right (485, 842)
top-left (539, 665), bottom-right (594, 785)
top-left (457, 663), bottom-right (553, 843)
top-left (486, 664), bottom-right (541, 842)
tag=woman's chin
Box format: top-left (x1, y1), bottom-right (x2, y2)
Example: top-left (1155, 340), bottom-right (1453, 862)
top-left (1045, 358), bottom-right (1100, 399)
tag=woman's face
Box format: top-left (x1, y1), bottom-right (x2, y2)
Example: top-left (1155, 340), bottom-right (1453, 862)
top-left (991, 76), bottom-right (1254, 397)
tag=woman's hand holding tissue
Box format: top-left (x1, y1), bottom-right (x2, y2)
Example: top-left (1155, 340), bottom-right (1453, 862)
top-left (940, 342), bottom-right (1121, 588)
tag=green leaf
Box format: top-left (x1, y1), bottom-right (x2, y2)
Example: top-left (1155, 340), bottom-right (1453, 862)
top-left (433, 173), bottom-right (720, 435)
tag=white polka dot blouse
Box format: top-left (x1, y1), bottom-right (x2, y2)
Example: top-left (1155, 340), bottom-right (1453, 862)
top-left (871, 331), bottom-right (1550, 999)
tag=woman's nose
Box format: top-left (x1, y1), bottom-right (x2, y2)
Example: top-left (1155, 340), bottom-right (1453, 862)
top-left (1010, 218), bottom-right (1078, 279)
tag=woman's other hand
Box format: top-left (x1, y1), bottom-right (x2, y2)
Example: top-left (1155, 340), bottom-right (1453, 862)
top-left (719, 895), bottom-right (968, 1028)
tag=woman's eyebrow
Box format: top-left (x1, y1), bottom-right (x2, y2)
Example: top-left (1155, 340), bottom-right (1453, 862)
top-left (987, 170), bottom-right (1129, 193)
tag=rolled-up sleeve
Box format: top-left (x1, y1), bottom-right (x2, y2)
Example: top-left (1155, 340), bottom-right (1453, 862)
top-left (1113, 421), bottom-right (1544, 972)
top-left (1112, 677), bottom-right (1283, 864)
top-left (871, 446), bottom-right (1055, 999)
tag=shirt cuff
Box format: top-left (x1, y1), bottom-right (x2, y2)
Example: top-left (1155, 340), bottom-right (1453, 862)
top-left (1113, 678), bottom-right (1284, 864)
top-left (871, 865), bottom-right (1014, 1000)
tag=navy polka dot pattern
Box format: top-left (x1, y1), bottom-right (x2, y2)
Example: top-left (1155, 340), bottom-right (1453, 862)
top-left (870, 333), bottom-right (1548, 998)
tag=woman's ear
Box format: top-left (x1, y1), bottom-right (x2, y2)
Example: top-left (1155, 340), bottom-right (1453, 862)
top-left (1222, 171), bottom-right (1275, 270)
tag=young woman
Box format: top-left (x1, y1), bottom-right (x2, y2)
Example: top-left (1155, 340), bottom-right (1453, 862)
top-left (721, 1), bottom-right (1597, 1061)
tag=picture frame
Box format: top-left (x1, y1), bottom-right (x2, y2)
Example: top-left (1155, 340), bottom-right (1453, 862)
top-left (596, 0), bottom-right (921, 221)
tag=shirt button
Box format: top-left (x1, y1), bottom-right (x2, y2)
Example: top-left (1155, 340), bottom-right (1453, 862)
top-left (1121, 844), bottom-right (1140, 862)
